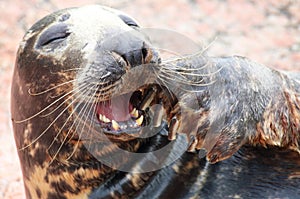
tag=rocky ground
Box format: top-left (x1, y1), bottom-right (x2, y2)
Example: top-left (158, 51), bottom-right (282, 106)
top-left (0, 0), bottom-right (299, 198)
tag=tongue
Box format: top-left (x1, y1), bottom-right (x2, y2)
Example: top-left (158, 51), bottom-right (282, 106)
top-left (97, 94), bottom-right (133, 122)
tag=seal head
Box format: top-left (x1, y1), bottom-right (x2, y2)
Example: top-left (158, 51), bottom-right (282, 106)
top-left (11, 5), bottom-right (160, 198)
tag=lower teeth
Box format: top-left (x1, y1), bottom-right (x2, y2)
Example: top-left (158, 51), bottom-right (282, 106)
top-left (135, 115), bottom-right (144, 126)
top-left (111, 120), bottom-right (120, 130)
top-left (98, 109), bottom-right (144, 132)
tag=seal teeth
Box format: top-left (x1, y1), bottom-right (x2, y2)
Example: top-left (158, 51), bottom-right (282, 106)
top-left (111, 120), bottom-right (120, 131)
top-left (98, 114), bottom-right (103, 121)
top-left (135, 115), bottom-right (144, 126)
top-left (103, 116), bottom-right (111, 123)
top-left (98, 114), bottom-right (111, 123)
top-left (140, 88), bottom-right (156, 110)
top-left (130, 108), bottom-right (139, 118)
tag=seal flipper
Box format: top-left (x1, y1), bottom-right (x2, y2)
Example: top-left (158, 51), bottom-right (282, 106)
top-left (205, 132), bottom-right (246, 164)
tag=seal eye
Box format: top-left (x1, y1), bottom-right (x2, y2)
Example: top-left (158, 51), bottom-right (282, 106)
top-left (118, 14), bottom-right (139, 27)
top-left (36, 23), bottom-right (71, 48)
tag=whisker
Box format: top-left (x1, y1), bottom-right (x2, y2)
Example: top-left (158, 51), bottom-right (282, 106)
top-left (94, 81), bottom-right (118, 93)
top-left (50, 67), bottom-right (83, 74)
top-left (39, 83), bottom-right (95, 118)
top-left (157, 71), bottom-right (211, 87)
top-left (62, 77), bottom-right (111, 161)
top-left (46, 83), bottom-right (93, 150)
top-left (155, 57), bottom-right (223, 88)
top-left (157, 48), bottom-right (186, 58)
top-left (48, 83), bottom-right (98, 163)
top-left (16, 88), bottom-right (75, 123)
top-left (153, 69), bottom-right (177, 102)
top-left (161, 37), bottom-right (216, 64)
top-left (28, 79), bottom-right (77, 96)
top-left (161, 65), bottom-right (222, 78)
top-left (19, 83), bottom-right (91, 150)
top-left (160, 61), bottom-right (211, 72)
top-left (72, 81), bottom-right (100, 141)
top-left (16, 79), bottom-right (116, 123)
top-left (65, 82), bottom-right (100, 161)
top-left (80, 79), bottom-right (111, 87)
top-left (156, 70), bottom-right (217, 93)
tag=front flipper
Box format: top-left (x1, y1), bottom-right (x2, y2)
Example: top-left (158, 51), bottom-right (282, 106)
top-left (205, 132), bottom-right (246, 164)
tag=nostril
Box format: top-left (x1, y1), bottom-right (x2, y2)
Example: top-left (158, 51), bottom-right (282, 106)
top-left (121, 54), bottom-right (130, 66)
top-left (141, 47), bottom-right (148, 61)
top-left (157, 57), bottom-right (162, 64)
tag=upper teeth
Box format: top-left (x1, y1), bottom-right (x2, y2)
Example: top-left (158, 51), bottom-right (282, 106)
top-left (130, 108), bottom-right (139, 118)
top-left (140, 88), bottom-right (156, 110)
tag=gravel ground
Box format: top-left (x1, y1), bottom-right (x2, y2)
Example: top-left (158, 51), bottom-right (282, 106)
top-left (0, 0), bottom-right (299, 198)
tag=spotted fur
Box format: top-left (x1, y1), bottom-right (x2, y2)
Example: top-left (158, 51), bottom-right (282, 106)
top-left (11, 5), bottom-right (300, 199)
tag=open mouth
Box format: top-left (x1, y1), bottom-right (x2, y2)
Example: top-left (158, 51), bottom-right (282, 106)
top-left (95, 87), bottom-right (157, 135)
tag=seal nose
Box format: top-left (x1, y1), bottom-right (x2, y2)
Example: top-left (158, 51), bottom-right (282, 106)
top-left (121, 42), bottom-right (160, 67)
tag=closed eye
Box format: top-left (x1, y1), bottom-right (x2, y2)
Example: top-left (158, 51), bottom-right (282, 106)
top-left (36, 23), bottom-right (71, 48)
top-left (118, 14), bottom-right (139, 27)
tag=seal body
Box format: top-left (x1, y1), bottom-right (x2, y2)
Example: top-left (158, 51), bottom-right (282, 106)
top-left (156, 55), bottom-right (300, 163)
top-left (11, 5), bottom-right (300, 199)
